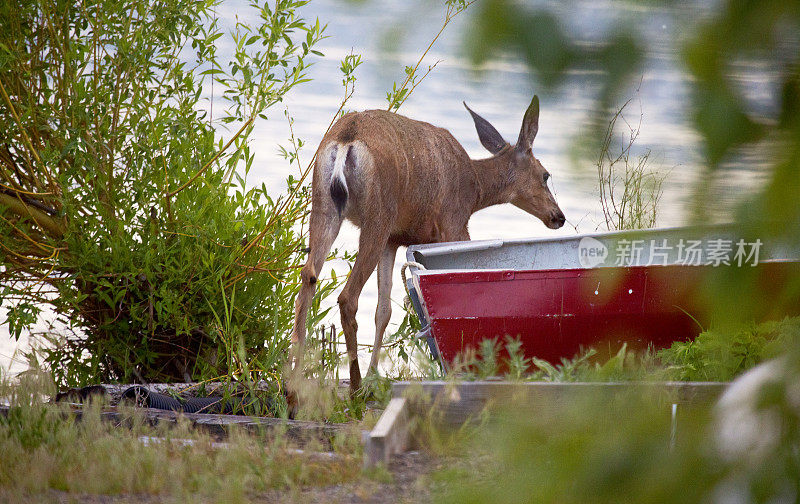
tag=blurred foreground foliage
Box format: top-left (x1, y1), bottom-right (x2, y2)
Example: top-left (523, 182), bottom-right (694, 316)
top-left (434, 321), bottom-right (800, 504)
top-left (437, 358), bottom-right (800, 504)
top-left (456, 6), bottom-right (800, 500)
top-left (454, 6), bottom-right (800, 496)
top-left (0, 0), bottom-right (333, 385)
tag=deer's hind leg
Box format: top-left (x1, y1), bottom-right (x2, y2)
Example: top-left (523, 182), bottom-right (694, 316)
top-left (291, 206), bottom-right (342, 366)
top-left (338, 226), bottom-right (391, 394)
top-left (368, 243), bottom-right (398, 375)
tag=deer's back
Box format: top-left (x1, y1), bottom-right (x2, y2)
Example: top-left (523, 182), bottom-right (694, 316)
top-left (315, 110), bottom-right (475, 243)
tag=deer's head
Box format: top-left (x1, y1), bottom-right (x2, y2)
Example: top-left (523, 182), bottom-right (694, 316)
top-left (465, 96), bottom-right (566, 230)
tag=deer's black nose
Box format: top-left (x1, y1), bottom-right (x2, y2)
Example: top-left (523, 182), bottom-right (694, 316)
top-left (551, 210), bottom-right (566, 228)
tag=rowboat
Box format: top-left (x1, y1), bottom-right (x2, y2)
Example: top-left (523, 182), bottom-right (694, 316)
top-left (404, 225), bottom-right (800, 369)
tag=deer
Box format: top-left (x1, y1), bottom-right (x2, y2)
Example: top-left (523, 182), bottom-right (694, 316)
top-left (291, 95), bottom-right (565, 395)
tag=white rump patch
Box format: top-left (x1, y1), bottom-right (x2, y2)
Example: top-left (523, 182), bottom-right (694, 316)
top-left (332, 144), bottom-right (349, 196)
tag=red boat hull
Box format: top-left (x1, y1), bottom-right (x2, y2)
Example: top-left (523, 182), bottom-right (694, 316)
top-left (416, 262), bottom-right (800, 366)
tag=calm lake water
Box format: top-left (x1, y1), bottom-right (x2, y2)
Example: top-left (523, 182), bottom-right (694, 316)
top-left (0, 0), bottom-right (778, 374)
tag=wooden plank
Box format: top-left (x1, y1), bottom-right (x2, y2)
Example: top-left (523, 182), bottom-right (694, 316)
top-left (364, 397), bottom-right (410, 468)
top-left (0, 404), bottom-right (350, 447)
top-left (392, 381), bottom-right (728, 427)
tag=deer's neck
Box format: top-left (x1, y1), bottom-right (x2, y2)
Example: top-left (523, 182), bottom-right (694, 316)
top-left (469, 152), bottom-right (515, 213)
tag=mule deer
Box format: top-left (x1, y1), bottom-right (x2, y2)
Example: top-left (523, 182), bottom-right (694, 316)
top-left (292, 95), bottom-right (565, 393)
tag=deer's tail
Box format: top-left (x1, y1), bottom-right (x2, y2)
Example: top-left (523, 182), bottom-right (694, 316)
top-left (329, 144), bottom-right (353, 216)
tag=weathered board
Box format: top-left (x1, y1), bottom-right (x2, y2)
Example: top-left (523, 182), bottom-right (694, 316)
top-left (393, 380), bottom-right (727, 426)
top-left (363, 380), bottom-right (728, 467)
top-left (364, 397), bottom-right (410, 468)
top-left (0, 404), bottom-right (353, 447)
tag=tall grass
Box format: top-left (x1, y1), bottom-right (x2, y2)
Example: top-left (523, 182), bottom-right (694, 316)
top-left (597, 96), bottom-right (665, 231)
top-left (0, 370), bottom-right (362, 502)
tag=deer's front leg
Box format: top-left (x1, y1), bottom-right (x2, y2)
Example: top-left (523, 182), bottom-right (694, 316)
top-left (368, 243), bottom-right (398, 375)
top-left (339, 230), bottom-right (390, 395)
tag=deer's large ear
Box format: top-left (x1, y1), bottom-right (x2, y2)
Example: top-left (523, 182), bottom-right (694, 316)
top-left (516, 95), bottom-right (540, 149)
top-left (464, 102), bottom-right (507, 154)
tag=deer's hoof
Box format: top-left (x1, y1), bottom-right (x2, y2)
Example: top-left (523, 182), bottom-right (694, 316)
top-left (284, 388), bottom-right (299, 420)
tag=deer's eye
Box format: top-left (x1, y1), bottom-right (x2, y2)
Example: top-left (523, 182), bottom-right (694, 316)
top-left (543, 172), bottom-right (550, 184)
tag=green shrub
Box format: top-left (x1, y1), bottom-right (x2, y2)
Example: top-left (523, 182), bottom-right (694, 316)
top-left (658, 317), bottom-right (800, 382)
top-left (0, 0), bottom-right (329, 385)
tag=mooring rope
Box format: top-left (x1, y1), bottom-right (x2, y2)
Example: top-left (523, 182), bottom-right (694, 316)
top-left (400, 261), bottom-right (426, 309)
